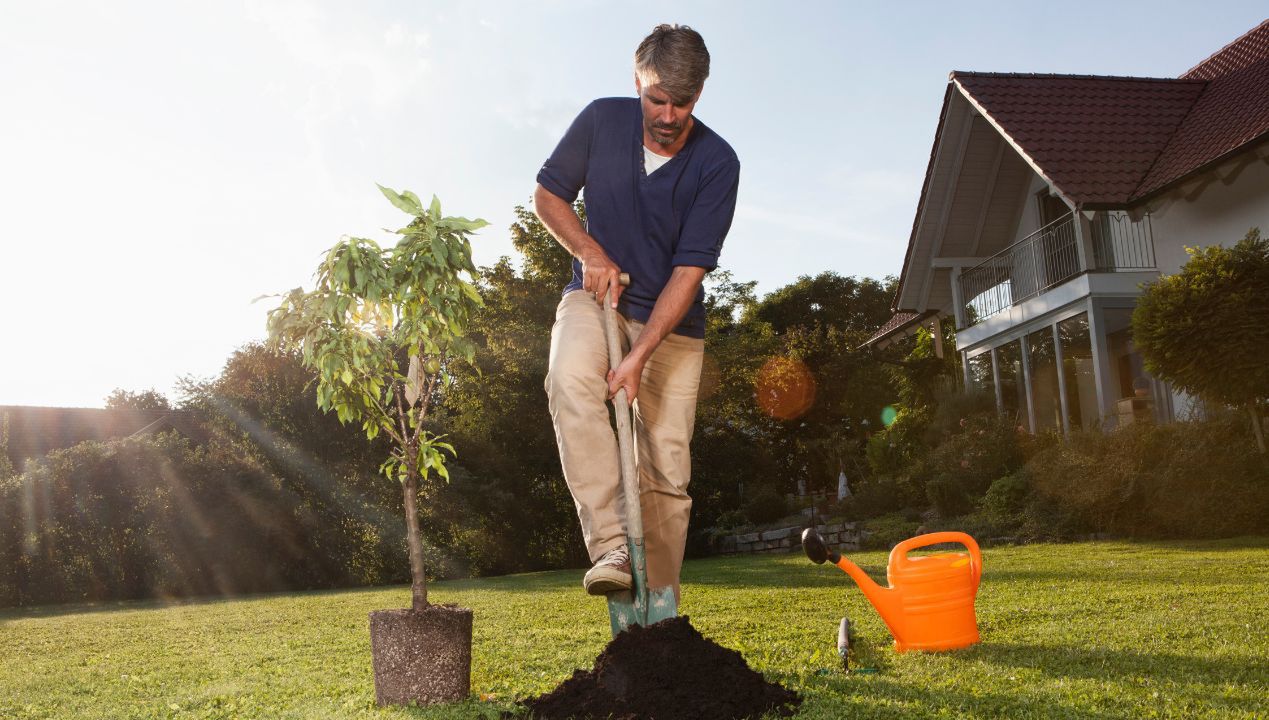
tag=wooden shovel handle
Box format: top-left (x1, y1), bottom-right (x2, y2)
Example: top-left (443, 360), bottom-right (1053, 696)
top-left (602, 274), bottom-right (642, 543)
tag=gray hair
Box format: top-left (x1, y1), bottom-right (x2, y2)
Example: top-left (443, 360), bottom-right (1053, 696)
top-left (634, 24), bottom-right (710, 105)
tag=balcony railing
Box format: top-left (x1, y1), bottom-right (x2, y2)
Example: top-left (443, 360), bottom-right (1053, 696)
top-left (958, 211), bottom-right (1154, 326)
top-left (1091, 211), bottom-right (1156, 270)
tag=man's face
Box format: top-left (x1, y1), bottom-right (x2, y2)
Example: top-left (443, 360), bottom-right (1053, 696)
top-left (636, 78), bottom-right (700, 147)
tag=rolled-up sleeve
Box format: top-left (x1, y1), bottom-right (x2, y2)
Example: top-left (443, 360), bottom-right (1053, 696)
top-left (671, 158), bottom-right (740, 271)
top-left (536, 102), bottom-right (595, 203)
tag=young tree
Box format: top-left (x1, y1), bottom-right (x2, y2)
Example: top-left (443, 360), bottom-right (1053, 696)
top-left (264, 186), bottom-right (485, 609)
top-left (1133, 228), bottom-right (1269, 452)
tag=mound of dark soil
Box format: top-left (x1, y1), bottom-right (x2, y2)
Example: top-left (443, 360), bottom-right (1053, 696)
top-left (516, 616), bottom-right (800, 720)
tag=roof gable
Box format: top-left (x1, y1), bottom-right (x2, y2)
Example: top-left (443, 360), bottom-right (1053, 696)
top-left (952, 72), bottom-right (1205, 206)
top-left (946, 20), bottom-right (1269, 207)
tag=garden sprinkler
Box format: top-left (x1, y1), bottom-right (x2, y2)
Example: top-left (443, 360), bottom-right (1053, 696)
top-left (837, 617), bottom-right (851, 672)
top-left (801, 528), bottom-right (983, 652)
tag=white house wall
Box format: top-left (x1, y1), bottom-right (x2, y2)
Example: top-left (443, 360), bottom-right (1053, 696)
top-left (1146, 149), bottom-right (1269, 274)
top-left (1011, 171), bottom-right (1053, 244)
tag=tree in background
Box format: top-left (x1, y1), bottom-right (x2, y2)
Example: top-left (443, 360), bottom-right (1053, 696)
top-left (744, 273), bottom-right (898, 500)
top-left (0, 414), bottom-right (13, 481)
top-left (178, 344), bottom-right (407, 587)
top-left (104, 388), bottom-right (171, 411)
top-left (265, 186), bottom-right (486, 611)
top-left (432, 204), bottom-right (589, 574)
top-left (1133, 228), bottom-right (1269, 452)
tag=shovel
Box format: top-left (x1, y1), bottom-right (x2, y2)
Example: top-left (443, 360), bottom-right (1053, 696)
top-left (603, 273), bottom-right (678, 636)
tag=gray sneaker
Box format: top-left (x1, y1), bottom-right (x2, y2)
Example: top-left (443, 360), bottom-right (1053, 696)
top-left (583, 545), bottom-right (632, 595)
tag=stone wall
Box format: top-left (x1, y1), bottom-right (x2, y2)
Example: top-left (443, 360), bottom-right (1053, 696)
top-left (712, 522), bottom-right (861, 556)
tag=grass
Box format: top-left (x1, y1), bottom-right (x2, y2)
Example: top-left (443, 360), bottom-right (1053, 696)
top-left (2, 538), bottom-right (1267, 719)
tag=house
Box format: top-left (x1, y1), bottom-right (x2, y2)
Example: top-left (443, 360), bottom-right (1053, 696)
top-left (865, 19), bottom-right (1269, 433)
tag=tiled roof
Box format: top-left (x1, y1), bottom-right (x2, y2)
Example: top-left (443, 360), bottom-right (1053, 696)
top-left (1136, 21), bottom-right (1269, 199)
top-left (953, 73), bottom-right (1205, 206)
top-left (949, 19), bottom-right (1269, 207)
top-left (1182, 19), bottom-right (1269, 80)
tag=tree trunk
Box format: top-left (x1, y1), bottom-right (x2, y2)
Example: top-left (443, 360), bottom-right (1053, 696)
top-left (1250, 403), bottom-right (1266, 454)
top-left (401, 468), bottom-right (429, 610)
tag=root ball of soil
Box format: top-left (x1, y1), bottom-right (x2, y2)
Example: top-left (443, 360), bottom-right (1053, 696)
top-left (517, 616), bottom-right (800, 720)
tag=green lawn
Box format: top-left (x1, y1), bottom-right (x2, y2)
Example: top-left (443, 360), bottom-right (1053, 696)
top-left (2, 538), bottom-right (1266, 719)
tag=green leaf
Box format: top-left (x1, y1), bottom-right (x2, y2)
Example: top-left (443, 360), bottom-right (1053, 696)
top-left (438, 216), bottom-right (489, 233)
top-left (378, 184), bottom-right (423, 215)
top-left (428, 195), bottom-right (442, 221)
top-left (431, 235), bottom-right (449, 264)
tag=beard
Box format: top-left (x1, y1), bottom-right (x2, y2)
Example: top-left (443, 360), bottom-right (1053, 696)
top-left (646, 119), bottom-right (684, 146)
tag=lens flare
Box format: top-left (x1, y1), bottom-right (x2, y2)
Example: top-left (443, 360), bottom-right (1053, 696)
top-left (881, 406), bottom-right (898, 428)
top-left (755, 357), bottom-right (816, 420)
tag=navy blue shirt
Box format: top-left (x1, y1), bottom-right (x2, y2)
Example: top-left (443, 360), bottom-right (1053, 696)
top-left (537, 97), bottom-right (740, 338)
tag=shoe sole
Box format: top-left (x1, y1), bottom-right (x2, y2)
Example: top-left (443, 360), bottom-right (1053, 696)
top-left (584, 567), bottom-right (632, 596)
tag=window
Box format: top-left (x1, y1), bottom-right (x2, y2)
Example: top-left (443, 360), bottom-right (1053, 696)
top-left (995, 339), bottom-right (1029, 431)
top-left (1058, 313), bottom-right (1098, 430)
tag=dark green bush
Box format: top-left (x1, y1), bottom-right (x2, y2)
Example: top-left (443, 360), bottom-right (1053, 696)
top-left (924, 390), bottom-right (998, 443)
top-left (1025, 413), bottom-right (1269, 537)
top-left (926, 475), bottom-right (973, 517)
top-left (838, 474), bottom-right (922, 520)
top-left (860, 512), bottom-right (922, 550)
top-left (743, 488), bottom-right (790, 526)
top-left (865, 406), bottom-right (930, 477)
top-left (981, 472), bottom-right (1030, 521)
top-left (0, 432), bottom-right (406, 608)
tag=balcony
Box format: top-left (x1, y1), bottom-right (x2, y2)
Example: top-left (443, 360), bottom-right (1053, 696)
top-left (959, 212), bottom-right (1155, 327)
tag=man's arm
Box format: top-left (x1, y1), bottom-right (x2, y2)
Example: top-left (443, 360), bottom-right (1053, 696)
top-left (533, 184), bottom-right (625, 308)
top-left (607, 265), bottom-right (708, 403)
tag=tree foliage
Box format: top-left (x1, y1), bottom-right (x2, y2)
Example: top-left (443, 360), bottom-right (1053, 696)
top-left (1134, 228), bottom-right (1269, 450)
top-left (265, 186), bottom-right (486, 609)
top-left (429, 205), bottom-right (590, 575)
top-left (1133, 228), bottom-right (1269, 405)
top-left (104, 388), bottom-right (171, 411)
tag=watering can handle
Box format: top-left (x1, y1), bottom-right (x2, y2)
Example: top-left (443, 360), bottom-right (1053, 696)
top-left (892, 532), bottom-right (982, 585)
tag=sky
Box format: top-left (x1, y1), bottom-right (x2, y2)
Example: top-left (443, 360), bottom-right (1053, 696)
top-left (1, 1), bottom-right (1264, 408)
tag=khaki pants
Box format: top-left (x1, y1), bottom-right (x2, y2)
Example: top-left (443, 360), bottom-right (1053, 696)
top-left (545, 290), bottom-right (703, 599)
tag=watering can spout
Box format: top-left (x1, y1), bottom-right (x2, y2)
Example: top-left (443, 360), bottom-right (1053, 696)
top-left (832, 556), bottom-right (905, 639)
top-left (800, 528), bottom-right (905, 640)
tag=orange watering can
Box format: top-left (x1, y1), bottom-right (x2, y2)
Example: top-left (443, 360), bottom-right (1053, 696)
top-left (802, 529), bottom-right (982, 652)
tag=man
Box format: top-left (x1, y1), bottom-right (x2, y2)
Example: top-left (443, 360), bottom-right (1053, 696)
top-left (535, 24), bottom-right (740, 600)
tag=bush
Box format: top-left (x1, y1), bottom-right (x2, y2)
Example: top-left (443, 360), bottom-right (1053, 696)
top-left (860, 512), bottom-right (922, 550)
top-left (980, 472), bottom-right (1030, 521)
top-left (916, 412), bottom-right (1025, 497)
top-left (0, 432), bottom-right (406, 608)
top-left (926, 475), bottom-right (973, 517)
top-left (838, 474), bottom-right (923, 520)
top-left (1025, 413), bottom-right (1269, 537)
top-left (742, 488), bottom-right (790, 526)
top-left (924, 390), bottom-right (998, 443)
top-left (865, 406), bottom-right (930, 477)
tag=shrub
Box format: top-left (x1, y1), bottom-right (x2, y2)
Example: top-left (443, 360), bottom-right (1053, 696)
top-left (1133, 228), bottom-right (1269, 450)
top-left (1025, 413), bottom-right (1269, 537)
top-left (860, 512), bottom-right (922, 550)
top-left (865, 406), bottom-right (930, 477)
top-left (980, 472), bottom-right (1030, 521)
top-left (838, 474), bottom-right (923, 520)
top-left (742, 488), bottom-right (790, 526)
top-left (924, 390), bottom-right (998, 443)
top-left (926, 475), bottom-right (973, 517)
